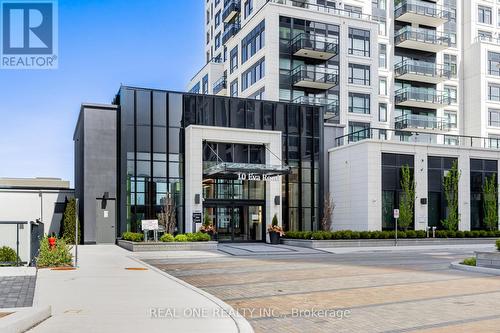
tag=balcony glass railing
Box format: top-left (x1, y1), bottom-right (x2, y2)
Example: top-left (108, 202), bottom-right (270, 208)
top-left (394, 0), bottom-right (453, 21)
top-left (222, 22), bottom-right (240, 44)
top-left (394, 60), bottom-right (451, 80)
top-left (476, 35), bottom-right (500, 45)
top-left (290, 33), bottom-right (339, 57)
top-left (395, 114), bottom-right (450, 131)
top-left (335, 128), bottom-right (500, 150)
top-left (222, 0), bottom-right (240, 22)
top-left (290, 65), bottom-right (338, 87)
top-left (213, 76), bottom-right (227, 95)
top-left (292, 96), bottom-right (339, 120)
top-left (394, 27), bottom-right (451, 47)
top-left (269, 0), bottom-right (373, 21)
top-left (395, 87), bottom-right (451, 105)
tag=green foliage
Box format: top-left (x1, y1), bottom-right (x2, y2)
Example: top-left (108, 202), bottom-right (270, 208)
top-left (61, 198), bottom-right (81, 245)
top-left (122, 232), bottom-right (144, 242)
top-left (36, 236), bottom-right (73, 268)
top-left (483, 174), bottom-right (498, 231)
top-left (496, 239), bottom-right (500, 251)
top-left (203, 211), bottom-right (212, 226)
top-left (406, 230), bottom-right (416, 238)
top-left (0, 246), bottom-right (18, 265)
top-left (195, 232), bottom-right (211, 241)
top-left (399, 165), bottom-right (415, 231)
top-left (174, 234), bottom-right (188, 242)
top-left (272, 214), bottom-right (278, 226)
top-left (442, 161), bottom-right (460, 231)
top-left (416, 230), bottom-right (426, 238)
top-left (462, 257), bottom-right (476, 266)
top-left (160, 233), bottom-right (174, 242)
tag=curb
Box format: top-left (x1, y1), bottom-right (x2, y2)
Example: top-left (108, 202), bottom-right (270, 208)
top-left (0, 306), bottom-right (51, 333)
top-left (450, 261), bottom-right (500, 275)
top-left (128, 256), bottom-right (254, 333)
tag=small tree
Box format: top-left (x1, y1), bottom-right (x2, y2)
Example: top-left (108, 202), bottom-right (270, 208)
top-left (157, 193), bottom-right (176, 234)
top-left (320, 193), bottom-right (335, 231)
top-left (61, 198), bottom-right (80, 245)
top-left (272, 214), bottom-right (278, 226)
top-left (442, 161), bottom-right (460, 231)
top-left (483, 174), bottom-right (498, 231)
top-left (399, 165), bottom-right (415, 231)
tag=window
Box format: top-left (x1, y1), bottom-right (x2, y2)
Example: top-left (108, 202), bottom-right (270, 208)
top-left (372, 0), bottom-right (386, 10)
top-left (202, 74), bottom-right (209, 94)
top-left (498, 9), bottom-right (500, 27)
top-left (215, 10), bottom-right (221, 27)
top-left (242, 20), bottom-right (265, 63)
top-left (488, 52), bottom-right (500, 76)
top-left (377, 18), bottom-right (386, 36)
top-left (444, 111), bottom-right (457, 128)
top-left (379, 44), bottom-right (387, 68)
top-left (478, 5), bottom-right (492, 24)
top-left (215, 33), bottom-right (221, 50)
top-left (348, 122), bottom-right (370, 141)
top-left (444, 54), bottom-right (457, 78)
top-left (206, 32), bottom-right (210, 45)
top-left (379, 78), bottom-right (387, 96)
top-left (348, 63), bottom-right (371, 85)
top-left (478, 30), bottom-right (492, 39)
top-left (489, 83), bottom-right (500, 101)
top-left (348, 93), bottom-right (370, 114)
top-left (489, 135), bottom-right (500, 149)
top-left (344, 5), bottom-right (363, 18)
top-left (444, 85), bottom-right (457, 103)
top-left (230, 79), bottom-right (238, 97)
top-left (348, 28), bottom-right (370, 57)
top-left (244, 0), bottom-right (253, 18)
top-left (230, 46), bottom-right (238, 74)
top-left (489, 109), bottom-right (500, 127)
top-left (241, 58), bottom-right (265, 91)
top-left (379, 103), bottom-right (387, 122)
top-left (206, 10), bottom-right (210, 24)
top-left (189, 82), bottom-right (200, 94)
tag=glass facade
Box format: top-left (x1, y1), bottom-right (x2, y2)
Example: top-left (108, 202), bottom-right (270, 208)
top-left (427, 156), bottom-right (457, 230)
top-left (116, 87), bottom-right (323, 236)
top-left (470, 159), bottom-right (498, 230)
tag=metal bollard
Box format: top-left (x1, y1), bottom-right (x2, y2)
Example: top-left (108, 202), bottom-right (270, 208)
top-left (432, 226), bottom-right (436, 238)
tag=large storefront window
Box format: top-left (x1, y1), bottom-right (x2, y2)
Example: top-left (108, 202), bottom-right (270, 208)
top-left (470, 159), bottom-right (498, 230)
top-left (381, 153), bottom-right (414, 230)
top-left (427, 156), bottom-right (457, 230)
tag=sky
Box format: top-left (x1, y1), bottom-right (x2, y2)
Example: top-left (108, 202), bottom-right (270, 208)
top-left (0, 0), bottom-right (204, 186)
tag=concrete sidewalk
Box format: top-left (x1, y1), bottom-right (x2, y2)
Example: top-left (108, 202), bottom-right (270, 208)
top-left (29, 245), bottom-right (252, 333)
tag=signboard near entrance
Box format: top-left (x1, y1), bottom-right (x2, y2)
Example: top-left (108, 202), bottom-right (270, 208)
top-left (393, 209), bottom-right (400, 219)
top-left (141, 219), bottom-right (159, 231)
top-left (237, 172), bottom-right (279, 182)
top-left (192, 212), bottom-right (202, 224)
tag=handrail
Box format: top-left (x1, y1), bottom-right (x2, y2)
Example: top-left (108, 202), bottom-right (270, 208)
top-left (394, 59), bottom-right (452, 78)
top-left (268, 0), bottom-right (373, 21)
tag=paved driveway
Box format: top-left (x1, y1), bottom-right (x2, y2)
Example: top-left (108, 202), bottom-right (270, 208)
top-left (146, 244), bottom-right (500, 333)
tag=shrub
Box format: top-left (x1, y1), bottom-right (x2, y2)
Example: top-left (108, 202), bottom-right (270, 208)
top-left (351, 231), bottom-right (360, 239)
top-left (195, 232), bottom-right (210, 241)
top-left (122, 232), bottom-right (144, 242)
top-left (406, 230), bottom-right (416, 238)
top-left (487, 231), bottom-right (496, 237)
top-left (303, 231), bottom-right (313, 240)
top-left (436, 230), bottom-right (448, 238)
top-left (447, 231), bottom-right (456, 238)
top-left (397, 231), bottom-right (407, 239)
top-left (471, 231), bottom-right (480, 238)
top-left (464, 231), bottom-right (472, 238)
top-left (496, 240), bottom-right (500, 251)
top-left (185, 233), bottom-right (197, 242)
top-left (61, 198), bottom-right (81, 245)
top-left (455, 231), bottom-right (464, 238)
top-left (311, 231), bottom-right (324, 240)
top-left (37, 236), bottom-right (73, 268)
top-left (160, 233), bottom-right (174, 242)
top-left (174, 234), bottom-right (188, 242)
top-left (462, 257), bottom-right (476, 266)
top-left (416, 230), bottom-right (426, 238)
top-left (360, 231), bottom-right (371, 239)
top-left (0, 246), bottom-right (18, 265)
top-left (479, 230), bottom-right (488, 237)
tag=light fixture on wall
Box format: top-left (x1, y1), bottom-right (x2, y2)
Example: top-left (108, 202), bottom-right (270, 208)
top-left (195, 194), bottom-right (201, 204)
top-left (274, 196), bottom-right (280, 205)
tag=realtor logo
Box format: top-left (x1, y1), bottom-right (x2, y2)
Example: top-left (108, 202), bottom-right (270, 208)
top-left (1, 0), bottom-right (58, 69)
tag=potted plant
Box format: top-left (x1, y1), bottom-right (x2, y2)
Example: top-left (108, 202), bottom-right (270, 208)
top-left (200, 211), bottom-right (216, 240)
top-left (268, 214), bottom-right (284, 245)
top-left (48, 233), bottom-right (57, 249)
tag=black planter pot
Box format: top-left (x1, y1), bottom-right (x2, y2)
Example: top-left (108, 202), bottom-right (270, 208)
top-left (269, 232), bottom-right (280, 245)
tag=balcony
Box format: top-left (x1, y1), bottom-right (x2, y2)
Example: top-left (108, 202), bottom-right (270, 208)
top-left (395, 114), bottom-right (451, 132)
top-left (394, 0), bottom-right (452, 27)
top-left (222, 0), bottom-right (240, 23)
top-left (394, 60), bottom-right (452, 84)
top-left (291, 66), bottom-right (338, 90)
top-left (293, 96), bottom-right (339, 122)
top-left (394, 27), bottom-right (451, 52)
top-left (213, 76), bottom-right (227, 95)
top-left (222, 22), bottom-right (240, 44)
top-left (268, 0), bottom-right (373, 21)
top-left (290, 33), bottom-right (338, 61)
top-left (395, 87), bottom-right (451, 109)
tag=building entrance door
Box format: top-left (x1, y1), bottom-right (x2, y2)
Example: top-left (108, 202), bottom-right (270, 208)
top-left (205, 204), bottom-right (264, 242)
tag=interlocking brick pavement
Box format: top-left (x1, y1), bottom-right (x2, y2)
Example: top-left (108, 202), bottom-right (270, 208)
top-left (146, 248), bottom-right (500, 332)
top-left (0, 276), bottom-right (36, 308)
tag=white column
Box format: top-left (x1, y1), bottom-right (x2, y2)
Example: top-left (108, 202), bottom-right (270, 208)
top-left (414, 151), bottom-right (428, 231)
top-left (458, 154), bottom-right (471, 231)
top-left (265, 135), bottom-right (282, 243)
top-left (184, 127), bottom-right (204, 233)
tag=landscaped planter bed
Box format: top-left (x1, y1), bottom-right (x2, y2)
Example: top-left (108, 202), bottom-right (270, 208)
top-left (117, 239), bottom-right (218, 252)
top-left (475, 251), bottom-right (500, 269)
top-left (282, 238), bottom-right (499, 249)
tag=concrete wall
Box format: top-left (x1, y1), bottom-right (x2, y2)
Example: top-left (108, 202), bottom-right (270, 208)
top-left (74, 104), bottom-right (117, 244)
top-left (329, 139), bottom-right (500, 231)
top-left (0, 189), bottom-right (73, 262)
